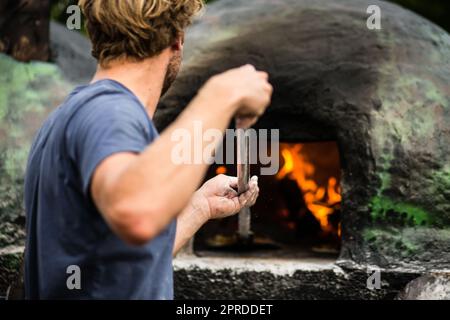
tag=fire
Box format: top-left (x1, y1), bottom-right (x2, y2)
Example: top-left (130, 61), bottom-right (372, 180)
top-left (216, 166), bottom-right (227, 175)
top-left (276, 144), bottom-right (341, 233)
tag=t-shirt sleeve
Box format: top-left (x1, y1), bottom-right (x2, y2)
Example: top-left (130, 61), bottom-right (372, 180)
top-left (66, 93), bottom-right (151, 196)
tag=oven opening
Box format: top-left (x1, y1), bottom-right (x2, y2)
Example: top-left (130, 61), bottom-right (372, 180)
top-left (194, 141), bottom-right (342, 260)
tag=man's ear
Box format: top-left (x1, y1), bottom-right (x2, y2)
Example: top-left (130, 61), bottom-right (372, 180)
top-left (171, 33), bottom-right (184, 51)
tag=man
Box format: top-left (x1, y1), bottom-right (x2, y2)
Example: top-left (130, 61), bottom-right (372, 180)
top-left (24, 0), bottom-right (272, 299)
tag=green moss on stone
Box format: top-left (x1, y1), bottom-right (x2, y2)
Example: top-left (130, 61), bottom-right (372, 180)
top-left (0, 53), bottom-right (71, 233)
top-left (363, 228), bottom-right (419, 255)
top-left (0, 54), bottom-right (62, 120)
top-left (0, 54), bottom-right (69, 177)
top-left (370, 196), bottom-right (432, 226)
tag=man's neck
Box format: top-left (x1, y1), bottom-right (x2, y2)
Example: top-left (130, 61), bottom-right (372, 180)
top-left (90, 53), bottom-right (170, 118)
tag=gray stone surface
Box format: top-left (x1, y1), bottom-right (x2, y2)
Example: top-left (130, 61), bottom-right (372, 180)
top-left (398, 273), bottom-right (450, 300)
top-left (50, 22), bottom-right (96, 83)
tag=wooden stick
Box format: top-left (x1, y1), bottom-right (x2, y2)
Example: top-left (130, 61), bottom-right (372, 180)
top-left (236, 123), bottom-right (251, 240)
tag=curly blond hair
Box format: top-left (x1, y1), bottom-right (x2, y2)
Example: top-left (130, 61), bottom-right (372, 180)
top-left (78, 0), bottom-right (204, 67)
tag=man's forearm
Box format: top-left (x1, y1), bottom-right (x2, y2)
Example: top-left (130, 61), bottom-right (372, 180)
top-left (173, 195), bottom-right (210, 255)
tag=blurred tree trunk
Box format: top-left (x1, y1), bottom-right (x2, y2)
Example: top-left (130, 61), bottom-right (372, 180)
top-left (0, 0), bottom-right (50, 62)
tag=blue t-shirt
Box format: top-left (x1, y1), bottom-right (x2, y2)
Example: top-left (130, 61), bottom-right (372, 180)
top-left (24, 79), bottom-right (176, 300)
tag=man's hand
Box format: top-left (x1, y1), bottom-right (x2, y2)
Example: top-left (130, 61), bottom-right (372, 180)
top-left (173, 174), bottom-right (259, 255)
top-left (193, 174), bottom-right (260, 221)
top-left (198, 65), bottom-right (273, 128)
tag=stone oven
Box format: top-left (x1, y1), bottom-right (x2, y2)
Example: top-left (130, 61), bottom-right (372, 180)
top-left (154, 0), bottom-right (450, 299)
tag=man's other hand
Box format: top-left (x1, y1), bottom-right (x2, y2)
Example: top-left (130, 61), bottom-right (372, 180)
top-left (192, 174), bottom-right (259, 221)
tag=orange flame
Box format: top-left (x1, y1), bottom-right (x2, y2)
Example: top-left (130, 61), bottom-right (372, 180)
top-left (276, 144), bottom-right (341, 233)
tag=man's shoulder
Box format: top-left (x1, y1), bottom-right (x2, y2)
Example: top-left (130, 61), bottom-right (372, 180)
top-left (67, 80), bottom-right (149, 126)
top-left (74, 80), bottom-right (143, 111)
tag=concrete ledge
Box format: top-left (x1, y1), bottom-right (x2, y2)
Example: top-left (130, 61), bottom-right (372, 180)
top-left (173, 255), bottom-right (422, 299)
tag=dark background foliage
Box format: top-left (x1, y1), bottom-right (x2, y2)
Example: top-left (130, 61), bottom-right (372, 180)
top-left (50, 0), bottom-right (450, 33)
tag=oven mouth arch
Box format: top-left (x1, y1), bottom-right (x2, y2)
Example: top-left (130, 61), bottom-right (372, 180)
top-left (193, 130), bottom-right (344, 262)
